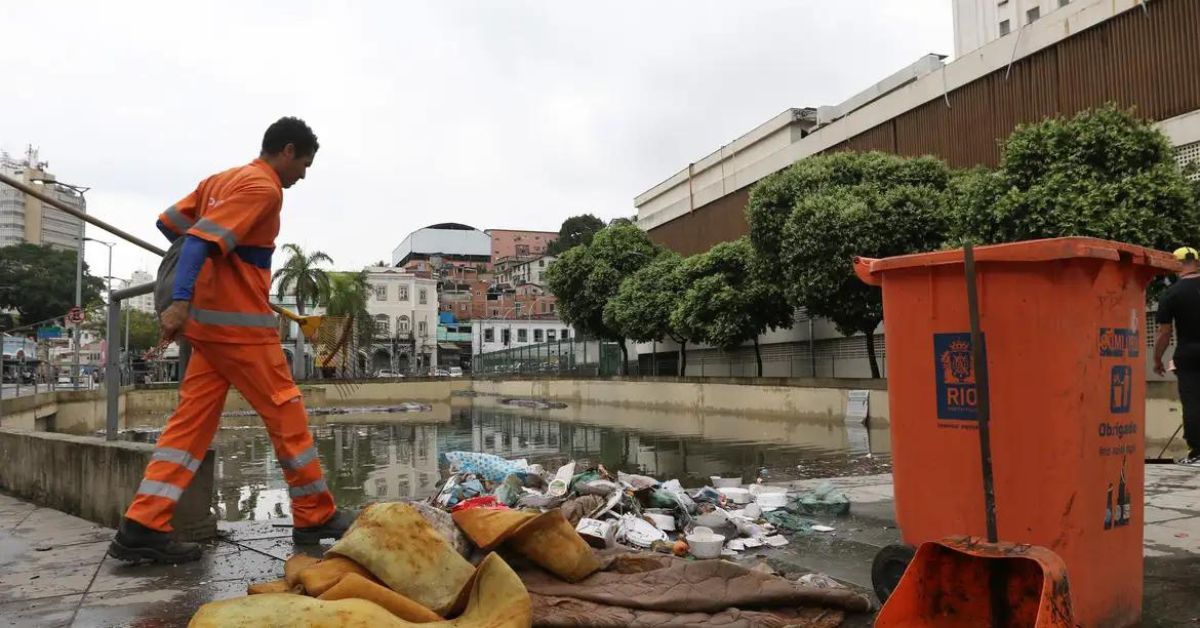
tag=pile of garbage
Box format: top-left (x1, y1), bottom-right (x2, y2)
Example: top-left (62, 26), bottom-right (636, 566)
top-left (189, 453), bottom-right (870, 627)
top-left (434, 451), bottom-right (852, 561)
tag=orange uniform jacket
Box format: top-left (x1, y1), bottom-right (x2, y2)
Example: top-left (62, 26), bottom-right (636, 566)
top-left (157, 159), bottom-right (283, 345)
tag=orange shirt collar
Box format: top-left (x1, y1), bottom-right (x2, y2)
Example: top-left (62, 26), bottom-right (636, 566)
top-left (250, 158), bottom-right (283, 188)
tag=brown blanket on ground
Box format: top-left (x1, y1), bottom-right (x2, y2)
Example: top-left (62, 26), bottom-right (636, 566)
top-left (518, 553), bottom-right (872, 628)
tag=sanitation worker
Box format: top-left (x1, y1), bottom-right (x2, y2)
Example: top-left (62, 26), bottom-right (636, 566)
top-left (108, 117), bottom-right (354, 564)
top-left (1154, 246), bottom-right (1200, 467)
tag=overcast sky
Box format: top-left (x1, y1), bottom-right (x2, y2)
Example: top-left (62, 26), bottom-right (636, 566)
top-left (1, 1), bottom-right (952, 280)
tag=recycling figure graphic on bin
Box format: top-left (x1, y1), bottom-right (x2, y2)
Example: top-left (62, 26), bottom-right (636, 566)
top-left (1104, 457), bottom-right (1134, 531)
top-left (934, 332), bottom-right (987, 421)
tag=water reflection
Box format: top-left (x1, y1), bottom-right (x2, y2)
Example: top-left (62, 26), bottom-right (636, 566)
top-left (132, 402), bottom-right (891, 522)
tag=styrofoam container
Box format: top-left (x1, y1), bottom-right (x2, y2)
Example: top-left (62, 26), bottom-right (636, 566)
top-left (719, 487), bottom-right (751, 504)
top-left (576, 518), bottom-right (615, 549)
top-left (711, 476), bottom-right (742, 489)
top-left (755, 492), bottom-right (788, 511)
top-left (646, 512), bottom-right (676, 531)
top-left (686, 527), bottom-right (725, 559)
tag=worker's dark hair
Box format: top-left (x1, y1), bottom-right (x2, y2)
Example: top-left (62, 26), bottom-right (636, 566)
top-left (261, 117), bottom-right (319, 157)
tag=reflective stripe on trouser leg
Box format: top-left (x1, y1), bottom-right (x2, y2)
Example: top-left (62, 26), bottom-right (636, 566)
top-left (199, 341), bottom-right (336, 528)
top-left (124, 348), bottom-right (229, 532)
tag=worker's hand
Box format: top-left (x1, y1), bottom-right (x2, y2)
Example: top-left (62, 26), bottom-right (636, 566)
top-left (159, 300), bottom-right (190, 342)
top-left (1154, 361), bottom-right (1166, 376)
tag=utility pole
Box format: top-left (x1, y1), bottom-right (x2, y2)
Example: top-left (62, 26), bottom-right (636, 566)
top-left (73, 221), bottom-right (83, 390)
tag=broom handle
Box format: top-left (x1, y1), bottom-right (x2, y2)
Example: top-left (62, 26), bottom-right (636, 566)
top-left (1156, 423), bottom-right (1184, 459)
top-left (0, 172), bottom-right (308, 323)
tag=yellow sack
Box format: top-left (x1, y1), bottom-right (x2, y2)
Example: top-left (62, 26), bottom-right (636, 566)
top-left (246, 579), bottom-right (298, 595)
top-left (190, 554), bottom-right (531, 628)
top-left (318, 573), bottom-right (442, 623)
top-left (329, 502), bottom-right (475, 616)
top-left (453, 509), bottom-right (601, 583)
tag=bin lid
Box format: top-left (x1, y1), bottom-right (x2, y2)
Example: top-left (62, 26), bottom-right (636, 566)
top-left (855, 237), bottom-right (1180, 286)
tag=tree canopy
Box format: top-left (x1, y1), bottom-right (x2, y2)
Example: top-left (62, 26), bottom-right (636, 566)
top-left (546, 214), bottom-right (606, 256)
top-left (0, 243), bottom-right (103, 329)
top-left (672, 238), bottom-right (792, 376)
top-left (273, 244), bottom-right (333, 316)
top-left (603, 252), bottom-right (695, 375)
top-left (750, 151), bottom-right (954, 377)
top-left (951, 104), bottom-right (1200, 251)
top-left (545, 223), bottom-right (659, 371)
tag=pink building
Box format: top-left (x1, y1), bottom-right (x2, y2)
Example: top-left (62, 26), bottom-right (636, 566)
top-left (485, 229), bottom-right (557, 265)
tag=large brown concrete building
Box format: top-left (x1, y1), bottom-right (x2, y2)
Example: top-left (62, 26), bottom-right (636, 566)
top-left (633, 0), bottom-right (1200, 378)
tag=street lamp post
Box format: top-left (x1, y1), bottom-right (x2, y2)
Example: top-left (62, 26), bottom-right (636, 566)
top-left (32, 179), bottom-right (90, 391)
top-left (82, 238), bottom-right (115, 388)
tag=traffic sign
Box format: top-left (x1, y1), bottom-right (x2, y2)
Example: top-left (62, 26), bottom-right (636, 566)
top-left (67, 307), bottom-right (84, 325)
top-left (37, 326), bottom-right (63, 340)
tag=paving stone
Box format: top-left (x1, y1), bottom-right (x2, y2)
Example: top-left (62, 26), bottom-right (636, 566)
top-left (1144, 489), bottom-right (1200, 512)
top-left (0, 540), bottom-right (108, 577)
top-left (215, 517), bottom-right (292, 542)
top-left (0, 593), bottom-right (82, 628)
top-left (9, 510), bottom-right (111, 548)
top-left (73, 580), bottom-right (248, 628)
top-left (1144, 506), bottom-right (1193, 524)
top-left (231, 536), bottom-right (325, 561)
top-left (0, 565), bottom-right (97, 604)
top-left (88, 542), bottom-right (282, 595)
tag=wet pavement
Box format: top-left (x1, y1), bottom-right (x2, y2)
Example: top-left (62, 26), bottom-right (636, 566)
top-left (4, 464), bottom-right (1198, 626)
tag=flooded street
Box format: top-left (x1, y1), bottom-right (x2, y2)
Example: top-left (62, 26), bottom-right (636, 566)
top-left (128, 398), bottom-right (891, 522)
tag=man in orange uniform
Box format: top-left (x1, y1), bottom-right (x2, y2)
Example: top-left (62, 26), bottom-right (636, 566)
top-left (108, 118), bottom-right (353, 564)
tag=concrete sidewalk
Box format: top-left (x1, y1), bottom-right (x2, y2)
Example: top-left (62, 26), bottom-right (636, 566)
top-left (0, 495), bottom-right (320, 628)
top-left (2, 465), bottom-right (1198, 627)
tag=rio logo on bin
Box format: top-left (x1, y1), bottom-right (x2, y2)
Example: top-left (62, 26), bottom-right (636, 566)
top-left (1098, 328), bottom-right (1139, 358)
top-left (934, 333), bottom-right (987, 421)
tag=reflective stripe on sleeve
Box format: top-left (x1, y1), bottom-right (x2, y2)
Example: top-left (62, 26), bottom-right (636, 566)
top-left (162, 205), bottom-right (194, 232)
top-left (193, 217), bottom-right (237, 251)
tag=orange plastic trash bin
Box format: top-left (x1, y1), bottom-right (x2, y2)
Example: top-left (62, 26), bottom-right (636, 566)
top-left (855, 237), bottom-right (1178, 628)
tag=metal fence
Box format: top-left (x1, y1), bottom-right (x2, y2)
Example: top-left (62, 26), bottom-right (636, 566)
top-left (473, 339), bottom-right (626, 376)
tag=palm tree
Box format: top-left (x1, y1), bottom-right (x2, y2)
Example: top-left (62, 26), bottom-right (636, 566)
top-left (272, 244), bottom-right (334, 315)
top-left (273, 244), bottom-right (333, 379)
top-left (325, 271), bottom-right (374, 377)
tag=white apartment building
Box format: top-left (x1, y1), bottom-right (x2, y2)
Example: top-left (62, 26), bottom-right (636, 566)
top-left (0, 147), bottom-right (86, 250)
top-left (953, 0), bottom-right (1079, 57)
top-left (364, 266), bottom-right (440, 374)
top-left (496, 255), bottom-right (555, 287)
top-left (125, 270), bottom-right (156, 314)
top-left (471, 318), bottom-right (574, 356)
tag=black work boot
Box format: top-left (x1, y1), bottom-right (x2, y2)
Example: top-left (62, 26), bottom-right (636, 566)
top-left (293, 509), bottom-right (357, 545)
top-left (108, 518), bottom-right (203, 564)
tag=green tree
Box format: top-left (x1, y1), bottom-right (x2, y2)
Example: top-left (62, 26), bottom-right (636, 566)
top-left (545, 223), bottom-right (659, 373)
top-left (116, 309), bottom-right (160, 353)
top-left (325, 271), bottom-right (373, 376)
top-left (546, 214), bottom-right (607, 256)
top-left (603, 252), bottom-right (696, 376)
top-left (748, 151), bottom-right (951, 271)
top-left (273, 244), bottom-right (333, 378)
top-left (272, 244), bottom-right (333, 315)
top-left (753, 152), bottom-right (954, 378)
top-left (951, 105), bottom-right (1200, 251)
top-left (0, 243), bottom-right (103, 329)
top-left (672, 238), bottom-right (792, 376)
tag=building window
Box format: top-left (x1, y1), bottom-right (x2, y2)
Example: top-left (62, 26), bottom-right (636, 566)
top-left (515, 302), bottom-right (523, 314)
top-left (1026, 7), bottom-right (1039, 23)
top-left (534, 329), bottom-right (543, 343)
top-left (1058, 0), bottom-right (1069, 6)
top-left (492, 308), bottom-right (499, 317)
top-left (550, 302), bottom-right (557, 313)
top-left (547, 329), bottom-right (557, 342)
top-left (419, 288), bottom-right (428, 304)
top-left (397, 315), bottom-right (410, 334)
top-left (562, 328), bottom-right (570, 339)
top-left (485, 328), bottom-right (494, 342)
top-left (538, 259), bottom-right (545, 267)
top-left (502, 328), bottom-right (511, 345)
top-left (398, 286), bottom-right (409, 301)
top-left (418, 320), bottom-right (427, 336)
top-left (999, 19), bottom-right (1011, 35)
top-left (518, 329), bottom-right (528, 343)
top-left (374, 284), bottom-right (387, 301)
top-left (374, 314), bottom-right (389, 336)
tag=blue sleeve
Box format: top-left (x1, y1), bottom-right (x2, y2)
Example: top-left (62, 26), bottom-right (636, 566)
top-left (156, 219), bottom-right (179, 243)
top-left (171, 236), bottom-right (216, 301)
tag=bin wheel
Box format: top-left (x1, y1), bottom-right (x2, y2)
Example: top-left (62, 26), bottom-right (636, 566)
top-left (871, 543), bottom-right (916, 604)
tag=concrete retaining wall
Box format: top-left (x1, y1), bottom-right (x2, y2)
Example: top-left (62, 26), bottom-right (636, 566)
top-left (0, 429), bottom-right (216, 539)
top-left (469, 376), bottom-right (889, 422)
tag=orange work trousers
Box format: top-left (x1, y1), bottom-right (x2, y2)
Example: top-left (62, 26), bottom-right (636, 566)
top-left (125, 340), bottom-right (336, 532)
